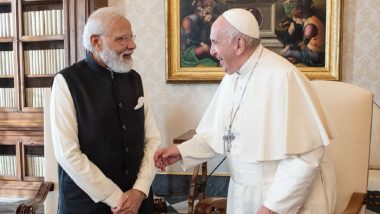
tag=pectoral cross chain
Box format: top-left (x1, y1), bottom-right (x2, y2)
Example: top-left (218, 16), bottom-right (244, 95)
top-left (223, 129), bottom-right (235, 152)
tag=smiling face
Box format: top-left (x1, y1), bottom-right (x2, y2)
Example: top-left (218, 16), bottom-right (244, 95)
top-left (209, 17), bottom-right (240, 74)
top-left (92, 16), bottom-right (136, 72)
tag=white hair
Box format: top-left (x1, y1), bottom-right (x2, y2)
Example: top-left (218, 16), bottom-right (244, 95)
top-left (82, 7), bottom-right (125, 52)
top-left (225, 22), bottom-right (260, 50)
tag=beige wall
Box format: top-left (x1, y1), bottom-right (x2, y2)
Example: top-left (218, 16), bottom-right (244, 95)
top-left (342, 0), bottom-right (380, 102)
top-left (108, 0), bottom-right (380, 172)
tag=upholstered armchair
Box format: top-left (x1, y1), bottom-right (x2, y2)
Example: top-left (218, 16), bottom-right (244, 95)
top-left (311, 80), bottom-right (373, 213)
top-left (191, 81), bottom-right (374, 214)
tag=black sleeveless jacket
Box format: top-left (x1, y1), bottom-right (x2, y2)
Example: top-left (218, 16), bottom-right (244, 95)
top-left (56, 55), bottom-right (153, 213)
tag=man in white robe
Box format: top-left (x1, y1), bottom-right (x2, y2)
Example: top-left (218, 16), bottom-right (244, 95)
top-left (155, 8), bottom-right (336, 214)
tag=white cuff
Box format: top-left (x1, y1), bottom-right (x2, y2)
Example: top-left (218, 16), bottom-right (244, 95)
top-left (133, 177), bottom-right (152, 198)
top-left (103, 188), bottom-right (123, 208)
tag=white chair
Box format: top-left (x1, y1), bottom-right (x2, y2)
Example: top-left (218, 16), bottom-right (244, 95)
top-left (43, 89), bottom-right (58, 213)
top-left (311, 80), bottom-right (373, 214)
top-left (192, 81), bottom-right (374, 214)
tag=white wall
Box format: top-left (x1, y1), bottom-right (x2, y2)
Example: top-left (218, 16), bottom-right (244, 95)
top-left (108, 0), bottom-right (380, 173)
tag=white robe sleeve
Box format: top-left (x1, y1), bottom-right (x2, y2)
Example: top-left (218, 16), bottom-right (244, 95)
top-left (50, 74), bottom-right (123, 208)
top-left (178, 133), bottom-right (218, 170)
top-left (263, 146), bottom-right (324, 213)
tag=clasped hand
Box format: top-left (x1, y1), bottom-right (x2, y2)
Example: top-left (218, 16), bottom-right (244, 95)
top-left (111, 189), bottom-right (145, 214)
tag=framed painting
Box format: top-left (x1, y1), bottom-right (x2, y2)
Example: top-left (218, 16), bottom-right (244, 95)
top-left (166, 0), bottom-right (342, 82)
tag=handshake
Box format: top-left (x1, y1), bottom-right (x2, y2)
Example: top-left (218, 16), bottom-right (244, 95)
top-left (153, 146), bottom-right (182, 171)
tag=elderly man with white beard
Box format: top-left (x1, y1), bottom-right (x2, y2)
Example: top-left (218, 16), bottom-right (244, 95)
top-left (50, 7), bottom-right (161, 214)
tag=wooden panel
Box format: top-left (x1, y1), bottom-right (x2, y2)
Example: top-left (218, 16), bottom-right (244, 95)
top-left (0, 180), bottom-right (41, 191)
top-left (68, 0), bottom-right (86, 63)
top-left (16, 141), bottom-right (22, 180)
top-left (0, 112), bottom-right (43, 130)
top-left (0, 37), bottom-right (13, 42)
top-left (21, 136), bottom-right (44, 145)
top-left (0, 135), bottom-right (42, 147)
top-left (0, 175), bottom-right (17, 180)
top-left (0, 130), bottom-right (43, 136)
top-left (25, 74), bottom-right (54, 78)
top-left (0, 180), bottom-right (41, 197)
top-left (23, 176), bottom-right (44, 182)
top-left (88, 0), bottom-right (107, 13)
top-left (23, 0), bottom-right (61, 3)
top-left (20, 35), bottom-right (64, 42)
top-left (62, 0), bottom-right (68, 66)
top-left (21, 1), bottom-right (62, 10)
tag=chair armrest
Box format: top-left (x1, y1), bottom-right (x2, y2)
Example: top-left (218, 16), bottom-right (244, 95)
top-left (16, 182), bottom-right (54, 214)
top-left (339, 192), bottom-right (366, 214)
top-left (366, 190), bottom-right (380, 213)
top-left (194, 197), bottom-right (227, 214)
top-left (153, 198), bottom-right (168, 213)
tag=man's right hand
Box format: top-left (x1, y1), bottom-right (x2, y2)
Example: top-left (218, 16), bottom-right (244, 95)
top-left (111, 189), bottom-right (145, 214)
top-left (154, 146), bottom-right (182, 171)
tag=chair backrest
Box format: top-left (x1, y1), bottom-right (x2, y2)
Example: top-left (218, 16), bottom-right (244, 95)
top-left (311, 81), bottom-right (373, 213)
top-left (43, 89), bottom-right (58, 214)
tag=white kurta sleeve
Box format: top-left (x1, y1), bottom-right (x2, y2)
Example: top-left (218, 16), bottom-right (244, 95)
top-left (178, 133), bottom-right (217, 170)
top-left (263, 146), bottom-right (324, 213)
top-left (132, 90), bottom-right (161, 196)
top-left (50, 74), bottom-right (123, 208)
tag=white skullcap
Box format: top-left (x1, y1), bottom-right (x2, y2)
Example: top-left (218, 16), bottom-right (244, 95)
top-left (222, 8), bottom-right (260, 39)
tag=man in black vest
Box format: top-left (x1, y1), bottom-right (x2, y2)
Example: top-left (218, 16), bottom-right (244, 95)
top-left (50, 7), bottom-right (161, 214)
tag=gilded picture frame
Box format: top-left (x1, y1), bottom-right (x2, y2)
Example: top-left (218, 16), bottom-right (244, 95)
top-left (166, 0), bottom-right (342, 82)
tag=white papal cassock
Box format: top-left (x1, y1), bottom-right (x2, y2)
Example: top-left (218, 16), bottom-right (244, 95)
top-left (178, 45), bottom-right (337, 213)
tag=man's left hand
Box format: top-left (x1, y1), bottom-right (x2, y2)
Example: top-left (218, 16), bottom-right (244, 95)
top-left (256, 205), bottom-right (278, 214)
top-left (111, 189), bottom-right (145, 214)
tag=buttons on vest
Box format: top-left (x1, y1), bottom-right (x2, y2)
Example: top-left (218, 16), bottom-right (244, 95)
top-left (125, 147), bottom-right (129, 152)
top-left (122, 124), bottom-right (127, 130)
top-left (119, 102), bottom-right (123, 108)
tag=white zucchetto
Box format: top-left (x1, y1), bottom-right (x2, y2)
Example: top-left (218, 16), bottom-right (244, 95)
top-left (222, 8), bottom-right (260, 39)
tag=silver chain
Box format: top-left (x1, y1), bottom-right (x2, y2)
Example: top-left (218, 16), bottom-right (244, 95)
top-left (225, 47), bottom-right (264, 132)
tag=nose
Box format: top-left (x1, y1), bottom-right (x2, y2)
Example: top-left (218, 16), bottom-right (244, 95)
top-left (127, 39), bottom-right (136, 50)
top-left (210, 44), bottom-right (216, 57)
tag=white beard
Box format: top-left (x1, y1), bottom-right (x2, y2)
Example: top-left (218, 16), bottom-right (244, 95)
top-left (99, 43), bottom-right (134, 73)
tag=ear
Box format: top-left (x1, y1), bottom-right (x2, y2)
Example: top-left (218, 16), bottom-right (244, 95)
top-left (90, 35), bottom-right (103, 52)
top-left (235, 37), bottom-right (246, 56)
